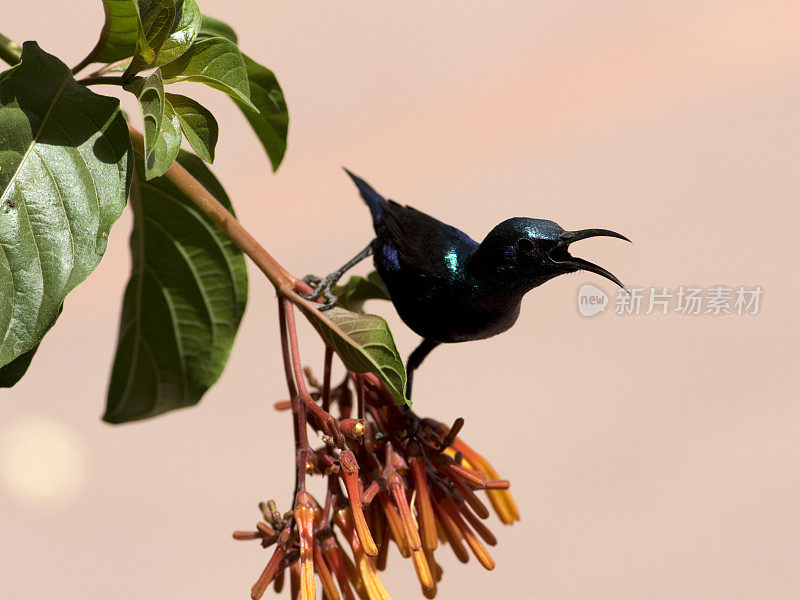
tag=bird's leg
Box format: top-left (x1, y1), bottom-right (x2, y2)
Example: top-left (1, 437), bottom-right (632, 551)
top-left (301, 244), bottom-right (374, 309)
top-left (402, 339), bottom-right (441, 436)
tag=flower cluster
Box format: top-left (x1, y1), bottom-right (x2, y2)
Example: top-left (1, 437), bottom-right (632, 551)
top-left (234, 309), bottom-right (519, 599)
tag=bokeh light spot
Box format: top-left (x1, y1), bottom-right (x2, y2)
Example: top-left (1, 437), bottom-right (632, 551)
top-left (1, 417), bottom-right (88, 509)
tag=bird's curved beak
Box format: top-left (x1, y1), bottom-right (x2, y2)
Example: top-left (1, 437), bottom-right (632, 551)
top-left (551, 228), bottom-right (631, 292)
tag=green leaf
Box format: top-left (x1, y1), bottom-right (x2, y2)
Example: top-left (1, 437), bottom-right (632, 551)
top-left (126, 71), bottom-right (181, 179)
top-left (235, 54), bottom-right (289, 171)
top-left (160, 37), bottom-right (256, 110)
top-left (0, 304), bottom-right (61, 387)
top-left (105, 151), bottom-right (248, 423)
top-left (333, 271), bottom-right (391, 313)
top-left (88, 0), bottom-right (143, 64)
top-left (181, 17), bottom-right (287, 169)
top-left (0, 42), bottom-right (131, 368)
top-left (124, 0), bottom-right (201, 78)
top-left (154, 100), bottom-right (181, 173)
top-left (165, 92), bottom-right (218, 162)
top-left (0, 343), bottom-right (38, 387)
top-left (295, 301), bottom-right (408, 406)
top-left (197, 15), bottom-right (238, 44)
top-left (142, 0), bottom-right (201, 65)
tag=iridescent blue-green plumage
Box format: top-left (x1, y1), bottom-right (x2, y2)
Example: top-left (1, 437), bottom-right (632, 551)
top-left (297, 170), bottom-right (630, 400)
top-left (344, 170), bottom-right (629, 344)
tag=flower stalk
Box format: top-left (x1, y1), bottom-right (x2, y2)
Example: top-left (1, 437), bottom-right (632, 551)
top-left (234, 299), bottom-right (520, 597)
top-left (124, 125), bottom-right (520, 598)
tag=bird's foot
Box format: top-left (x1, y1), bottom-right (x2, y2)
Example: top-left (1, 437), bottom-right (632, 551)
top-left (300, 274), bottom-right (338, 309)
top-left (401, 404), bottom-right (422, 439)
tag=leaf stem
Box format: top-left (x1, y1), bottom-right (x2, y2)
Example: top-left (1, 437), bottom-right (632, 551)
top-left (85, 59), bottom-right (131, 79)
top-left (79, 76), bottom-right (126, 86)
top-left (0, 32), bottom-right (22, 66)
top-left (71, 53), bottom-right (95, 76)
top-left (127, 125), bottom-right (300, 291)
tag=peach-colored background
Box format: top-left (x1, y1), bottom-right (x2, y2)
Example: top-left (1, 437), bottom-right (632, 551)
top-left (3, 1), bottom-right (799, 599)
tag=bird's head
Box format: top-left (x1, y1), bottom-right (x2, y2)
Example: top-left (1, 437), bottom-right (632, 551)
top-left (474, 217), bottom-right (630, 291)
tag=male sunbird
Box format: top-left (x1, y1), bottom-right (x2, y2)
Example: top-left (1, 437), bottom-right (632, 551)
top-left (303, 170), bottom-right (630, 397)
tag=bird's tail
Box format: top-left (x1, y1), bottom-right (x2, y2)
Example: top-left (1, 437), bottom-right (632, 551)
top-left (343, 168), bottom-right (387, 227)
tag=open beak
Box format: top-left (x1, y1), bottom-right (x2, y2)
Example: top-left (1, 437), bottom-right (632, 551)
top-left (551, 228), bottom-right (631, 292)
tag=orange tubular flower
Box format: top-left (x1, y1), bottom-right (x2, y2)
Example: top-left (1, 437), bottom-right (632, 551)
top-left (273, 570), bottom-right (285, 595)
top-left (440, 496), bottom-right (495, 570)
top-left (250, 529), bottom-right (290, 600)
top-left (410, 544), bottom-right (435, 594)
top-left (320, 534), bottom-right (358, 600)
top-left (293, 492), bottom-right (317, 600)
top-left (377, 491), bottom-right (410, 558)
top-left (339, 450), bottom-right (378, 557)
top-left (438, 462), bottom-right (490, 520)
top-left (408, 449), bottom-right (437, 552)
top-left (313, 540), bottom-right (340, 600)
top-left (389, 472), bottom-right (422, 552)
top-left (289, 562), bottom-right (300, 600)
top-left (235, 309), bottom-right (520, 599)
top-left (457, 500), bottom-right (498, 547)
top-left (335, 508), bottom-right (391, 600)
top-left (431, 498), bottom-right (470, 564)
top-left (450, 436), bottom-right (521, 525)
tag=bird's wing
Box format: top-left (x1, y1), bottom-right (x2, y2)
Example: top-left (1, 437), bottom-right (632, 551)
top-left (342, 169), bottom-right (478, 280)
top-left (378, 200), bottom-right (478, 280)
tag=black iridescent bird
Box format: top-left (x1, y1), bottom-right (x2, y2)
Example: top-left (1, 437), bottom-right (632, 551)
top-left (303, 170), bottom-right (630, 398)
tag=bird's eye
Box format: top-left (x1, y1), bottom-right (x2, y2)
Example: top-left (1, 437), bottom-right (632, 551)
top-left (515, 237), bottom-right (535, 253)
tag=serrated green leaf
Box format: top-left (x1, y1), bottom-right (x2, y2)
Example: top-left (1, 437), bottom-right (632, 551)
top-left (88, 0), bottom-right (144, 64)
top-left (197, 15), bottom-right (238, 44)
top-left (105, 151), bottom-right (248, 423)
top-left (0, 42), bottom-right (131, 368)
top-left (294, 300), bottom-right (408, 406)
top-left (166, 92), bottom-right (218, 162)
top-left (333, 271), bottom-right (391, 313)
top-left (0, 304), bottom-right (61, 387)
top-left (124, 0), bottom-right (201, 78)
top-left (234, 53), bottom-right (288, 171)
top-left (160, 37), bottom-right (256, 110)
top-left (126, 71), bottom-right (181, 179)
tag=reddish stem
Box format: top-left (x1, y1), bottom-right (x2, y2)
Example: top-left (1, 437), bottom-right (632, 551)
top-left (322, 346), bottom-right (334, 413)
top-left (281, 299), bottom-right (313, 491)
top-left (127, 125), bottom-right (298, 292)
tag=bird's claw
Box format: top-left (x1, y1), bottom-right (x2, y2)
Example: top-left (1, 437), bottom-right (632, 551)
top-left (300, 274), bottom-right (339, 310)
top-left (401, 404), bottom-right (422, 440)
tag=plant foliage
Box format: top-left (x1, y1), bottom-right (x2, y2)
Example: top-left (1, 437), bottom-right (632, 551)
top-left (0, 42), bottom-right (131, 369)
top-left (0, 2), bottom-right (409, 422)
top-left (105, 152), bottom-right (247, 422)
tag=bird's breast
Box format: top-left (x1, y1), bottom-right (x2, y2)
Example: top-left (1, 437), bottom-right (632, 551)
top-left (386, 276), bottom-right (522, 342)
